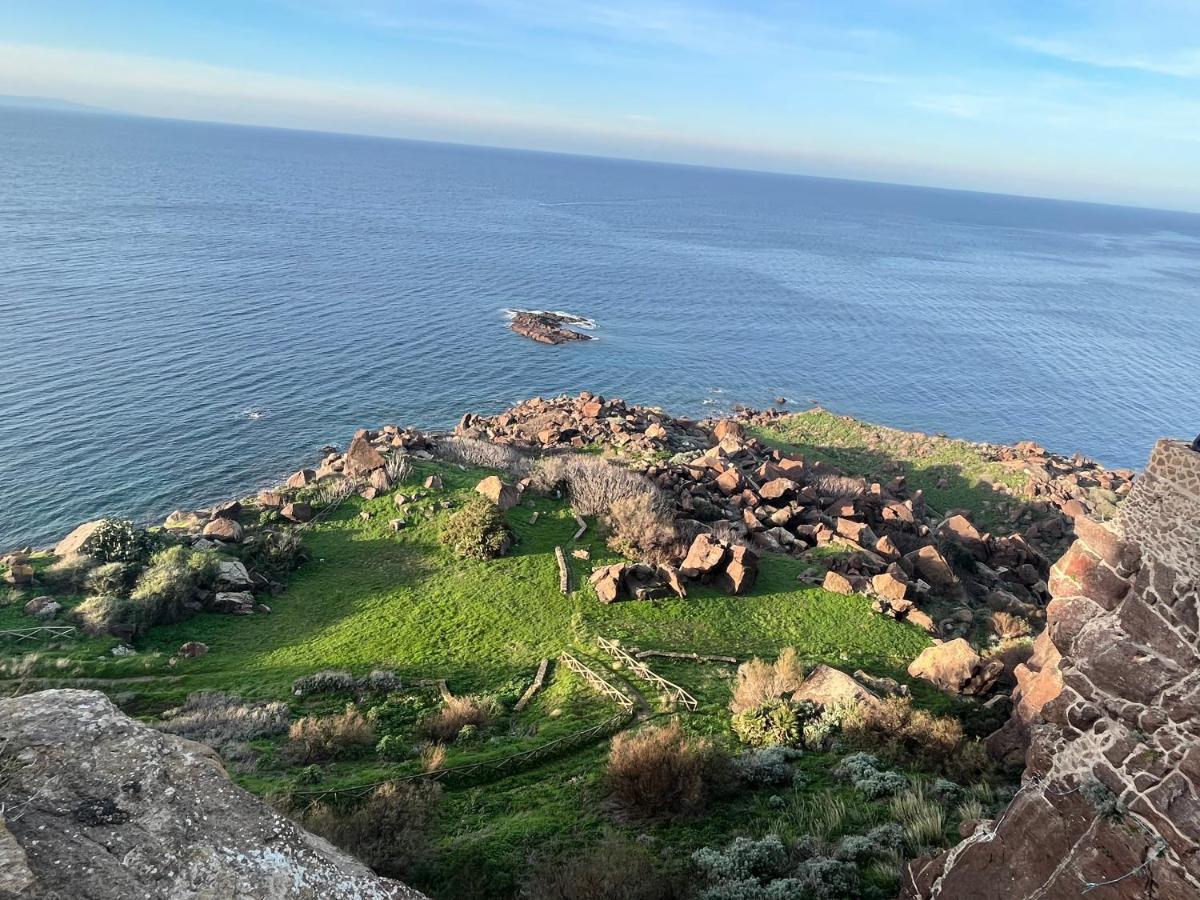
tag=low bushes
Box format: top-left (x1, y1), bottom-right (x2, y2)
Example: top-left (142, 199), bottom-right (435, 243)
top-left (74, 546), bottom-right (219, 637)
top-left (291, 669), bottom-right (403, 698)
top-left (531, 454), bottom-right (667, 520)
top-left (419, 695), bottom-right (499, 743)
top-left (241, 529), bottom-right (308, 582)
top-left (84, 562), bottom-right (132, 596)
top-left (297, 781), bottom-right (441, 881)
top-left (81, 518), bottom-right (154, 564)
top-left (286, 705), bottom-right (376, 762)
top-left (40, 553), bottom-right (97, 592)
top-left (606, 720), bottom-right (727, 818)
top-left (605, 493), bottom-right (680, 564)
top-left (832, 753), bottom-right (909, 800)
top-left (522, 833), bottom-right (685, 900)
top-left (433, 436), bottom-right (531, 474)
top-left (732, 747), bottom-right (802, 788)
top-left (839, 696), bottom-right (989, 780)
top-left (438, 498), bottom-right (513, 560)
top-left (732, 699), bottom-right (818, 749)
top-left (730, 648), bottom-right (805, 714)
top-left (157, 690), bottom-right (289, 750)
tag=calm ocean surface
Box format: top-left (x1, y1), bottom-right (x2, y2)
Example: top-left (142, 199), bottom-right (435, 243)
top-left (3, 108), bottom-right (1199, 549)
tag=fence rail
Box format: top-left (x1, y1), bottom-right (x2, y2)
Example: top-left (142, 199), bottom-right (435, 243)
top-left (597, 637), bottom-right (699, 711)
top-left (0, 626), bottom-right (76, 643)
top-left (559, 651), bottom-right (635, 710)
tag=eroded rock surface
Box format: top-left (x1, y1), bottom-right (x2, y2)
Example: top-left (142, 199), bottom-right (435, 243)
top-left (0, 689), bottom-right (423, 899)
top-left (903, 439), bottom-right (1200, 899)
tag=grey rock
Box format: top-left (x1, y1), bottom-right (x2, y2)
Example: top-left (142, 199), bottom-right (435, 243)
top-left (0, 690), bottom-right (423, 899)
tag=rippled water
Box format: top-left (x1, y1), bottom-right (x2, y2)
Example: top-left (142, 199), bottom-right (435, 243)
top-left (3, 108), bottom-right (1199, 549)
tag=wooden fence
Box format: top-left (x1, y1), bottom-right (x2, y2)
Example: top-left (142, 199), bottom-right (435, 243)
top-left (596, 637), bottom-right (699, 711)
top-left (0, 626), bottom-right (76, 643)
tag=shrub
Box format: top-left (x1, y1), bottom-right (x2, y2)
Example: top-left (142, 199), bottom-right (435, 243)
top-left (433, 436), bottom-right (530, 474)
top-left (420, 741), bottom-right (447, 773)
top-left (84, 561), bottom-right (132, 596)
top-left (606, 720), bottom-right (726, 818)
top-left (384, 449), bottom-right (414, 482)
top-left (730, 648), bottom-right (805, 714)
top-left (531, 454), bottom-right (668, 519)
top-left (81, 518), bottom-right (154, 564)
top-left (693, 834), bottom-right (789, 884)
top-left (835, 824), bottom-right (906, 864)
top-left (733, 700), bottom-right (821, 749)
top-left (128, 546), bottom-right (216, 625)
top-left (361, 669), bottom-right (403, 694)
top-left (419, 695), bottom-right (499, 742)
top-left (298, 781), bottom-right (441, 880)
top-left (242, 529), bottom-right (308, 582)
top-left (375, 734), bottom-right (410, 761)
top-left (522, 833), bottom-right (683, 900)
top-left (287, 705), bottom-right (376, 762)
top-left (438, 498), bottom-right (513, 560)
top-left (158, 691), bottom-right (289, 749)
top-left (797, 856), bottom-right (859, 900)
top-left (833, 753), bottom-right (909, 799)
top-left (606, 493), bottom-right (680, 564)
top-left (368, 694), bottom-right (434, 735)
top-left (292, 669), bottom-right (358, 696)
top-left (72, 593), bottom-right (145, 637)
top-left (732, 747), bottom-right (801, 787)
top-left (840, 696), bottom-right (984, 777)
top-left (40, 553), bottom-right (97, 592)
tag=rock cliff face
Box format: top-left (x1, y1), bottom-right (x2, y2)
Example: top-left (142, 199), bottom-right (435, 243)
top-left (0, 690), bottom-right (424, 899)
top-left (904, 440), bottom-right (1200, 899)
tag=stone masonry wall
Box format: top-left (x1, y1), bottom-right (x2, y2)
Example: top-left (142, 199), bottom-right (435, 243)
top-left (904, 439), bottom-right (1200, 899)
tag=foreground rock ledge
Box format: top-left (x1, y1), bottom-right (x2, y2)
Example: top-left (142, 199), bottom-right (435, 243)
top-left (0, 689), bottom-right (424, 900)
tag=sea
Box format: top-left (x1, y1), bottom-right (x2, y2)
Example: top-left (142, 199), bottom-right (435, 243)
top-left (3, 107), bottom-right (1199, 549)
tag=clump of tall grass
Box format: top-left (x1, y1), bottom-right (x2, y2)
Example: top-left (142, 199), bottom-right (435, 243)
top-left (890, 783), bottom-right (947, 851)
top-left (158, 690), bottom-right (289, 750)
top-left (432, 435), bottom-right (531, 474)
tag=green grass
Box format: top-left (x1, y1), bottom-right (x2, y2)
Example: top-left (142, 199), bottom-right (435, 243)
top-left (753, 408), bottom-right (1034, 532)
top-left (0, 452), bottom-right (969, 898)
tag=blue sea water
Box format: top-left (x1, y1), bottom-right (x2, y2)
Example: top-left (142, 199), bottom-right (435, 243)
top-left (2, 108), bottom-right (1199, 549)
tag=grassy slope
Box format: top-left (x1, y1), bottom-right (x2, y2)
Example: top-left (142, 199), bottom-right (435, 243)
top-left (2, 415), bottom-right (1017, 897)
top-left (754, 408), bottom-right (1031, 532)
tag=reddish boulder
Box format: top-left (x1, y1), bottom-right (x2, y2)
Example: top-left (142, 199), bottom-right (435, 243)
top-left (680, 533), bottom-right (728, 578)
top-left (907, 638), bottom-right (1002, 695)
top-left (281, 502), bottom-right (315, 524)
top-left (286, 469), bottom-right (316, 488)
top-left (342, 434), bottom-right (386, 477)
top-left (475, 476), bottom-right (520, 511)
top-left (716, 545), bottom-right (758, 595)
top-left (202, 518), bottom-right (244, 544)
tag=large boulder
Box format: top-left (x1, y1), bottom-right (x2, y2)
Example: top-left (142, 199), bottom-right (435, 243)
top-left (202, 518), bottom-right (244, 544)
top-left (679, 533), bottom-right (727, 578)
top-left (792, 664), bottom-right (880, 709)
top-left (475, 476), bottom-right (520, 511)
top-left (716, 544), bottom-right (758, 595)
top-left (0, 690), bottom-right (423, 899)
top-left (907, 638), bottom-right (1002, 695)
top-left (342, 434), bottom-right (386, 477)
top-left (54, 520), bottom-right (103, 558)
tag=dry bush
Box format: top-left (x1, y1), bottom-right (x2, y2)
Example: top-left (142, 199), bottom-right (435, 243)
top-left (810, 474), bottom-right (866, 498)
top-left (384, 449), bottom-right (413, 483)
top-left (419, 695), bottom-right (498, 742)
top-left (287, 704), bottom-right (376, 762)
top-left (522, 833), bottom-right (684, 900)
top-left (298, 781), bottom-right (441, 880)
top-left (433, 436), bottom-right (531, 474)
top-left (606, 493), bottom-right (680, 563)
top-left (990, 611), bottom-right (1031, 640)
top-left (158, 691), bottom-right (289, 750)
top-left (420, 741), bottom-right (447, 773)
top-left (841, 696), bottom-right (987, 779)
top-left (730, 647), bottom-right (806, 714)
top-left (605, 720), bottom-right (726, 818)
top-left (531, 454), bottom-right (667, 519)
top-left (40, 553), bottom-right (97, 593)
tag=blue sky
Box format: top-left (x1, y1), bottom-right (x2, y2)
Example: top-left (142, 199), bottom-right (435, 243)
top-left (2, 0), bottom-right (1199, 210)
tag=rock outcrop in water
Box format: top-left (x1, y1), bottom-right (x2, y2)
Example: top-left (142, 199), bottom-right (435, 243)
top-left (0, 689), bottom-right (425, 899)
top-left (508, 310), bottom-right (594, 344)
top-left (903, 439), bottom-right (1200, 899)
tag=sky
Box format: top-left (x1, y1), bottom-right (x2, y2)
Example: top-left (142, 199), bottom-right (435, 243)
top-left (1, 0), bottom-right (1199, 210)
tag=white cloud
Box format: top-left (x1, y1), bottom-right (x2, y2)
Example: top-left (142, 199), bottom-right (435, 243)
top-left (1013, 36), bottom-right (1200, 78)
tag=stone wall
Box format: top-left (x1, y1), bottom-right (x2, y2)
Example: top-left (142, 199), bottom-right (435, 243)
top-left (904, 439), bottom-right (1200, 899)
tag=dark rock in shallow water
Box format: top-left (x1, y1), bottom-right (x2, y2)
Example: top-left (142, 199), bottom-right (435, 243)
top-left (509, 310), bottom-right (594, 345)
